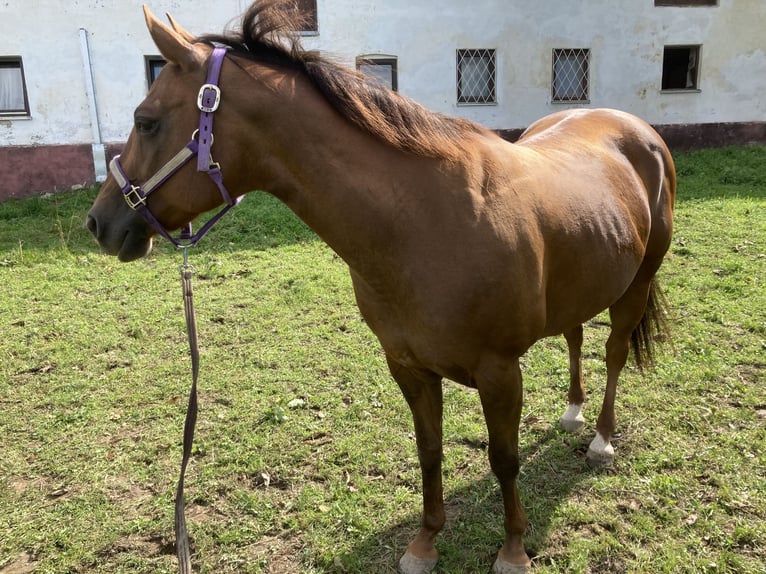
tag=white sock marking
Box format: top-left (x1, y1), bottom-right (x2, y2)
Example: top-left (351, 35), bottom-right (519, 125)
top-left (562, 404), bottom-right (585, 425)
top-left (588, 432), bottom-right (614, 457)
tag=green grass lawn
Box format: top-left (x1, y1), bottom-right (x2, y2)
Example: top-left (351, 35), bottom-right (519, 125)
top-left (0, 146), bottom-right (764, 573)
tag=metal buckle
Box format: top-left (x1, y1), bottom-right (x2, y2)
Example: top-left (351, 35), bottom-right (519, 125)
top-left (197, 84), bottom-right (221, 113)
top-left (124, 185), bottom-right (147, 209)
top-left (191, 129), bottom-right (214, 145)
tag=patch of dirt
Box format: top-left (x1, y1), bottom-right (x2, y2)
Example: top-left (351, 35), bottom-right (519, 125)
top-left (735, 362), bottom-right (765, 385)
top-left (244, 534), bottom-right (306, 574)
top-left (7, 475), bottom-right (74, 503)
top-left (105, 478), bottom-right (155, 521)
top-left (108, 534), bottom-right (174, 558)
top-left (0, 553), bottom-right (38, 574)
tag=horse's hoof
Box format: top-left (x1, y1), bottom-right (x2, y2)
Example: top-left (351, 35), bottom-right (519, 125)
top-left (561, 417), bottom-right (585, 433)
top-left (560, 404), bottom-right (586, 433)
top-left (399, 550), bottom-right (438, 574)
top-left (586, 433), bottom-right (615, 468)
top-left (492, 557), bottom-right (531, 573)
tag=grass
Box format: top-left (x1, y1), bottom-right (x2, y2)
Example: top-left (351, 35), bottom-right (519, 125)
top-left (0, 146), bottom-right (764, 573)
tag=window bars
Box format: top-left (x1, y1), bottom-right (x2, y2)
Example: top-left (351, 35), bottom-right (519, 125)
top-left (457, 49), bottom-right (496, 104)
top-left (552, 48), bottom-right (590, 103)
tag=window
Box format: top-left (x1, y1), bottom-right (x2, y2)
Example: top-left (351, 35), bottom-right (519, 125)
top-left (286, 0), bottom-right (318, 33)
top-left (552, 48), bottom-right (590, 103)
top-left (661, 45), bottom-right (700, 91)
top-left (145, 56), bottom-right (166, 88)
top-left (0, 57), bottom-right (30, 116)
top-left (655, 1), bottom-right (717, 6)
top-left (357, 56), bottom-right (398, 91)
top-left (456, 49), bottom-right (496, 105)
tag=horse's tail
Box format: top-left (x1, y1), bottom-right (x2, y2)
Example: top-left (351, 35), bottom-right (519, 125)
top-left (631, 278), bottom-right (672, 371)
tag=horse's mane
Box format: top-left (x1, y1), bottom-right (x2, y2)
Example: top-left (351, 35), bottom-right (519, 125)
top-left (199, 0), bottom-right (490, 160)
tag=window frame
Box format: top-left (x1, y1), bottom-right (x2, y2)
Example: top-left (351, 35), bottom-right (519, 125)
top-left (0, 56), bottom-right (30, 117)
top-left (551, 48), bottom-right (591, 104)
top-left (456, 48), bottom-right (497, 106)
top-left (294, 0), bottom-right (318, 35)
top-left (655, 0), bottom-right (718, 6)
top-left (144, 55), bottom-right (166, 89)
top-left (661, 44), bottom-right (702, 92)
top-left (356, 56), bottom-right (398, 92)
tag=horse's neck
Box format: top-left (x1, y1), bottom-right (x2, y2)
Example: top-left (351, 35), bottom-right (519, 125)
top-left (239, 75), bottom-right (441, 278)
top-left (281, 136), bottom-right (427, 275)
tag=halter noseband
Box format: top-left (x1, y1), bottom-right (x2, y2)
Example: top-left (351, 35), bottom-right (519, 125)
top-left (109, 46), bottom-right (241, 248)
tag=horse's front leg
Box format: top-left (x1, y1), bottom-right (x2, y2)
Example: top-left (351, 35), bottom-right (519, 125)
top-left (387, 355), bottom-right (445, 574)
top-left (476, 355), bottom-right (531, 573)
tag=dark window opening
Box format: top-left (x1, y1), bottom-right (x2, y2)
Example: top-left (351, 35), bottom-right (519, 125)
top-left (662, 46), bottom-right (700, 91)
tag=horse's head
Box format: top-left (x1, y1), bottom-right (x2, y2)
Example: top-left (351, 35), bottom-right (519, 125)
top-left (87, 7), bottom-right (237, 261)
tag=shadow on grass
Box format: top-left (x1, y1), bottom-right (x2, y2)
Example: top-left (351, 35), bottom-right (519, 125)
top-left (331, 427), bottom-right (594, 573)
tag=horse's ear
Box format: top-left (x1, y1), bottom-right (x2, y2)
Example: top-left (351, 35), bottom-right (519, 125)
top-left (143, 5), bottom-right (202, 71)
top-left (166, 12), bottom-right (196, 43)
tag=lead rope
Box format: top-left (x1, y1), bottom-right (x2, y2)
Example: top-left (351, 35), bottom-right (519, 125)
top-left (176, 245), bottom-right (199, 574)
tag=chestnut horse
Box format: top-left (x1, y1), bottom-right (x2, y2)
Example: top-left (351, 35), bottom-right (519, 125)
top-left (87, 2), bottom-right (675, 572)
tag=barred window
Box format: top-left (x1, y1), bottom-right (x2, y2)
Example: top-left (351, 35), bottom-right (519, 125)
top-left (552, 48), bottom-right (590, 103)
top-left (456, 49), bottom-right (496, 105)
top-left (0, 57), bottom-right (30, 116)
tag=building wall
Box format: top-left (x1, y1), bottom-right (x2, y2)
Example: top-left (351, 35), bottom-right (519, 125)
top-left (1, 0), bottom-right (764, 198)
top-left (303, 0), bottom-right (766, 129)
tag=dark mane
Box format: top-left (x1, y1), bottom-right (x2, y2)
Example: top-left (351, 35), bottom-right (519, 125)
top-left (199, 0), bottom-right (490, 160)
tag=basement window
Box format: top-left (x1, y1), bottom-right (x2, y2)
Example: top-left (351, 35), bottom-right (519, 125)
top-left (0, 57), bottom-right (30, 117)
top-left (661, 45), bottom-right (701, 91)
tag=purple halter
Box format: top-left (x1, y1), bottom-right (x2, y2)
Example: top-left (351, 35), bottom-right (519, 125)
top-left (109, 46), bottom-right (241, 248)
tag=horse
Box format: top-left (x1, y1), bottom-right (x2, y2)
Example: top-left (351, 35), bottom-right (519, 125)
top-left (86, 2), bottom-right (675, 572)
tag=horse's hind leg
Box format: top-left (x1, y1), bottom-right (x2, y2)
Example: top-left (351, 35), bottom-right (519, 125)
top-left (387, 356), bottom-right (445, 574)
top-left (560, 324), bottom-right (586, 433)
top-left (587, 280), bottom-right (653, 468)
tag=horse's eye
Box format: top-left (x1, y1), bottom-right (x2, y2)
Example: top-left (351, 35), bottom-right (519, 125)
top-left (135, 117), bottom-right (159, 135)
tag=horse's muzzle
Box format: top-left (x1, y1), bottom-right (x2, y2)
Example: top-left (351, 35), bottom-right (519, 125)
top-left (86, 209), bottom-right (153, 262)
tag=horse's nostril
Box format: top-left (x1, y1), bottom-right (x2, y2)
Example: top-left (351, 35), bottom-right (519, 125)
top-left (86, 214), bottom-right (99, 238)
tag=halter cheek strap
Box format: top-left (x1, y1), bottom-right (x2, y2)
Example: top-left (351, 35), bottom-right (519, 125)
top-left (109, 46), bottom-right (241, 248)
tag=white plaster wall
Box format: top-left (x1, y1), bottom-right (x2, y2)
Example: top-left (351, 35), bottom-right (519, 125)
top-left (0, 1), bottom-right (240, 146)
top-left (1, 0), bottom-right (764, 147)
top-left (304, 0), bottom-right (766, 129)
